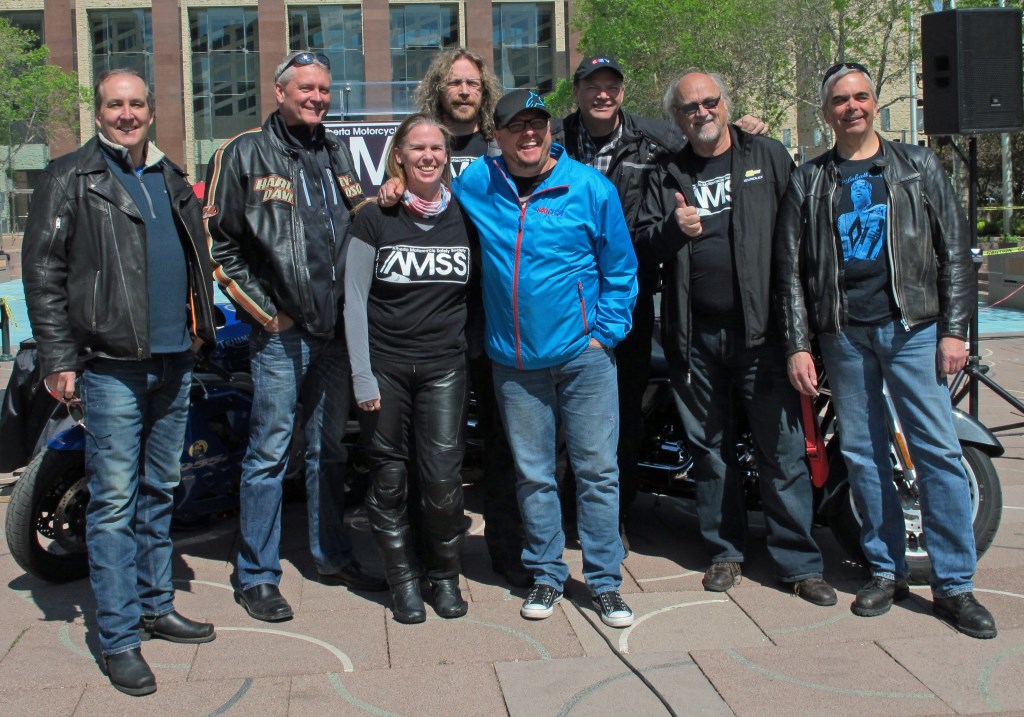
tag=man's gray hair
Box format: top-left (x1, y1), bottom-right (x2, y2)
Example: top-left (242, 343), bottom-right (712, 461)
top-left (274, 51), bottom-right (331, 87)
top-left (94, 68), bottom-right (155, 113)
top-left (820, 66), bottom-right (877, 108)
top-left (662, 71), bottom-right (732, 121)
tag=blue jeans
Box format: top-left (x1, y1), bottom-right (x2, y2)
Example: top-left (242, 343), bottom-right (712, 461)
top-left (81, 353), bottom-right (192, 656)
top-left (671, 322), bottom-right (824, 582)
top-left (237, 328), bottom-right (353, 590)
top-left (492, 345), bottom-right (624, 595)
top-left (819, 320), bottom-right (976, 596)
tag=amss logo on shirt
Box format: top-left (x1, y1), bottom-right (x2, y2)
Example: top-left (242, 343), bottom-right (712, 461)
top-left (376, 245), bottom-right (470, 284)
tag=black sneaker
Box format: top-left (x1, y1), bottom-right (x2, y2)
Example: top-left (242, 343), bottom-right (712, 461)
top-left (521, 584), bottom-right (562, 620)
top-left (593, 590), bottom-right (634, 628)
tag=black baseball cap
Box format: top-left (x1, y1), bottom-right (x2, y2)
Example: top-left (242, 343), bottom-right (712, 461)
top-left (493, 89), bottom-right (551, 129)
top-left (573, 55), bottom-right (624, 83)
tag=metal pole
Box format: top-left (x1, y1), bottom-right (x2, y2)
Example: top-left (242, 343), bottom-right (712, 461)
top-left (909, 2), bottom-right (918, 146)
top-left (969, 136), bottom-right (980, 418)
top-left (0, 297), bottom-right (12, 361)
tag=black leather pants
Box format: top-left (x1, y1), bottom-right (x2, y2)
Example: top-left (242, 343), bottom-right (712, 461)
top-left (363, 357), bottom-right (468, 586)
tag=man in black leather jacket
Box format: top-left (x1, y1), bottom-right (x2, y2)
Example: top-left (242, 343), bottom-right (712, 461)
top-left (552, 58), bottom-right (682, 535)
top-left (205, 51), bottom-right (386, 624)
top-left (22, 69), bottom-right (217, 695)
top-left (635, 71), bottom-right (835, 607)
top-left (553, 57), bottom-right (767, 540)
top-left (774, 63), bottom-right (996, 638)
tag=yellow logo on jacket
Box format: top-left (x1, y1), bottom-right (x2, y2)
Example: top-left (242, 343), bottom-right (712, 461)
top-left (253, 175), bottom-right (295, 204)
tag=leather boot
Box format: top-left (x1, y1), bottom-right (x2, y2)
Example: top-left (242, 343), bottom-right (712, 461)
top-left (430, 578), bottom-right (468, 618)
top-left (104, 647), bottom-right (156, 696)
top-left (372, 524), bottom-right (420, 587)
top-left (391, 579), bottom-right (426, 624)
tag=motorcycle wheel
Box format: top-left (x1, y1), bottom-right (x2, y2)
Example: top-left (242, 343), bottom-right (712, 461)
top-left (5, 447), bottom-right (90, 583)
top-left (830, 444), bottom-right (1002, 584)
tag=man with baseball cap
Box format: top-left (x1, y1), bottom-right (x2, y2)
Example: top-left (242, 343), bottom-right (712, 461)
top-left (453, 89), bottom-right (639, 627)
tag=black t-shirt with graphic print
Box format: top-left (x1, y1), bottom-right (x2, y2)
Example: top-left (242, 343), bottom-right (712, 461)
top-left (450, 132), bottom-right (490, 179)
top-left (687, 148), bottom-right (742, 326)
top-left (836, 151), bottom-right (896, 325)
top-left (349, 198), bottom-right (476, 363)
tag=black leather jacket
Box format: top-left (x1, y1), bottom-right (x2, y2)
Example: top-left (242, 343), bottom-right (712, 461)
top-left (22, 136), bottom-right (216, 378)
top-left (204, 112), bottom-right (365, 336)
top-left (635, 128), bottom-right (794, 368)
top-left (553, 111), bottom-right (682, 296)
top-left (773, 135), bottom-right (974, 356)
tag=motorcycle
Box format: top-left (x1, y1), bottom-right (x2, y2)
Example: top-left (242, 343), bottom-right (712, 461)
top-left (0, 303), bottom-right (304, 583)
top-left (635, 336), bottom-right (1005, 584)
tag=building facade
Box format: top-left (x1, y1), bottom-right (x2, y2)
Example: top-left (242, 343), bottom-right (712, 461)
top-left (1, 0), bottom-right (581, 198)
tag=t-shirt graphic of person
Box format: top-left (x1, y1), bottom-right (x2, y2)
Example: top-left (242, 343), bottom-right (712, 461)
top-left (837, 177), bottom-right (886, 263)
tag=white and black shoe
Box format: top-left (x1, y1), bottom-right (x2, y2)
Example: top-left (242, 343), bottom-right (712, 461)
top-left (593, 590), bottom-right (634, 628)
top-left (521, 584), bottom-right (562, 620)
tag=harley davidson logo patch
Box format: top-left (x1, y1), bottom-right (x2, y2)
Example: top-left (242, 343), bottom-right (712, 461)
top-left (253, 175), bottom-right (295, 205)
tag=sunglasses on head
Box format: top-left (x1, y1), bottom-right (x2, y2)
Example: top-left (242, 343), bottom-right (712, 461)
top-left (674, 96), bottom-right (721, 117)
top-left (276, 52), bottom-right (330, 80)
top-left (821, 62), bottom-right (870, 89)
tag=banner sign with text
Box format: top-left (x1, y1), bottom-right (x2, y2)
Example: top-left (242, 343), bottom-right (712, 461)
top-left (324, 121), bottom-right (401, 196)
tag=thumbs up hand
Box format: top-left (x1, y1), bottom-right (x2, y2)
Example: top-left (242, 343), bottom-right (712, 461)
top-left (674, 192), bottom-right (702, 238)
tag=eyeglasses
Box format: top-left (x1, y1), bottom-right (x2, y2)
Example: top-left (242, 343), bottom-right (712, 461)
top-left (60, 396), bottom-right (111, 441)
top-left (276, 52), bottom-right (331, 80)
top-left (504, 117), bottom-right (549, 133)
top-left (447, 78), bottom-right (483, 91)
top-left (674, 96), bottom-right (721, 117)
top-left (821, 62), bottom-right (870, 88)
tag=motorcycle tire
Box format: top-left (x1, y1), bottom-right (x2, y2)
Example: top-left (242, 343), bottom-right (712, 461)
top-left (5, 447), bottom-right (90, 583)
top-left (829, 443), bottom-right (1002, 585)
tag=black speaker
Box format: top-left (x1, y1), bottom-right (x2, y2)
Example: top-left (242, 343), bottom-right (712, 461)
top-left (921, 8), bottom-right (1023, 135)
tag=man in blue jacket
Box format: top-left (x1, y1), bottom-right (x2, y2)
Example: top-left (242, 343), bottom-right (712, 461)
top-left (454, 90), bottom-right (639, 628)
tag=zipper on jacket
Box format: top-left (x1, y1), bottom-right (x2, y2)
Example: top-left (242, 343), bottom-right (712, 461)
top-left (827, 166), bottom-right (843, 331)
top-left (512, 200), bottom-right (528, 369)
top-left (883, 177), bottom-right (910, 330)
top-left (91, 272), bottom-right (100, 331)
top-left (576, 281), bottom-right (589, 335)
top-left (317, 167), bottom-right (339, 282)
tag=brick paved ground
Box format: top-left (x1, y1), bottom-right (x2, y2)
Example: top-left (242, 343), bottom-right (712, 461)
top-left (0, 334), bottom-right (1022, 716)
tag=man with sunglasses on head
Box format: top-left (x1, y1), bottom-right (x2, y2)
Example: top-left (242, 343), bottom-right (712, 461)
top-left (775, 63), bottom-right (996, 637)
top-left (636, 71), bottom-right (835, 607)
top-left (22, 68), bottom-right (218, 695)
top-left (205, 51), bottom-right (387, 624)
top-left (454, 90), bottom-right (638, 628)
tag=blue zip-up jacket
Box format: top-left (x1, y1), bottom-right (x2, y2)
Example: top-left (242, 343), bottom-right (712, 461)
top-left (453, 143), bottom-right (638, 370)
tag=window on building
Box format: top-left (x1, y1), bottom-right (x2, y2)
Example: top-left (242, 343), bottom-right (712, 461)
top-left (880, 107), bottom-right (891, 131)
top-left (492, 3), bottom-right (554, 93)
top-left (91, 9), bottom-right (155, 141)
top-left (289, 5), bottom-right (364, 118)
top-left (190, 7), bottom-right (260, 155)
top-left (782, 128), bottom-right (792, 147)
top-left (1, 11), bottom-right (44, 46)
top-left (813, 128), bottom-right (822, 147)
top-left (389, 4), bottom-right (458, 110)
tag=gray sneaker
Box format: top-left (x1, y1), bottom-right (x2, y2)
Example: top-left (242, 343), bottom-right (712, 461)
top-left (521, 584), bottom-right (562, 620)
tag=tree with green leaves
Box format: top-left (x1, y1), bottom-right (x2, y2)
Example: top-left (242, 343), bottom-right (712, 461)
top-left (0, 19), bottom-right (82, 235)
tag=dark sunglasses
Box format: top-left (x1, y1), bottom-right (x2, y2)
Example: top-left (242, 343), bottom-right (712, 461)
top-left (62, 396), bottom-right (111, 441)
top-left (821, 62), bottom-right (870, 88)
top-left (276, 52), bottom-right (330, 80)
top-left (674, 96), bottom-right (721, 117)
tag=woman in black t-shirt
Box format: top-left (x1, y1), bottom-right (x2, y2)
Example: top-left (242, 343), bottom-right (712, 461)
top-left (344, 114), bottom-right (476, 624)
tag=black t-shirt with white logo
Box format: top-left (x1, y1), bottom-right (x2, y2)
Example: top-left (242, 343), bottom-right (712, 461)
top-left (687, 149), bottom-right (742, 326)
top-left (350, 198), bottom-right (476, 363)
top-left (450, 132), bottom-right (490, 179)
top-left (836, 152), bottom-right (896, 325)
